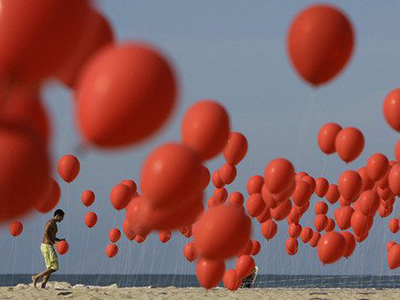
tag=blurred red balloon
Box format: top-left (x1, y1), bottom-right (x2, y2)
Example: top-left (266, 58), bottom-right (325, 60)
top-left (315, 202), bottom-right (328, 215)
top-left (300, 227), bottom-right (313, 243)
top-left (110, 184), bottom-right (132, 210)
top-left (219, 163), bottom-right (236, 185)
top-left (181, 100), bottom-right (230, 160)
top-left (122, 219), bottom-right (136, 241)
top-left (57, 9), bottom-right (114, 88)
top-left (109, 228), bottom-right (121, 243)
top-left (358, 167), bottom-right (375, 192)
top-left (213, 188), bottom-right (228, 205)
top-left (84, 212), bottom-right (98, 228)
top-left (317, 123), bottom-right (342, 154)
top-left (140, 143), bottom-right (203, 208)
top-left (212, 170), bottom-right (224, 189)
top-left (228, 192), bottom-right (244, 207)
top-left (257, 207), bottom-right (271, 223)
top-left (273, 180), bottom-right (296, 203)
top-left (77, 43), bottom-right (177, 148)
top-left (325, 184), bottom-right (340, 204)
top-left (334, 206), bottom-right (354, 230)
top-left (387, 241), bottom-right (397, 252)
top-left (379, 204), bottom-right (394, 218)
top-left (57, 155), bottom-right (80, 183)
top-left (288, 223), bottom-right (302, 239)
top-left (288, 207), bottom-right (302, 225)
top-left (120, 180), bottom-right (137, 195)
top-left (247, 175), bottom-right (264, 195)
top-left (183, 242), bottom-right (198, 262)
top-left (264, 158), bottom-right (295, 194)
top-left (193, 205), bottom-right (251, 260)
top-left (135, 234), bottom-right (147, 243)
top-left (315, 178), bottom-right (329, 198)
top-left (292, 180), bottom-right (311, 206)
top-left (261, 185), bottom-right (278, 209)
top-left (341, 231), bottom-right (356, 258)
top-left (367, 153), bottom-right (389, 182)
top-left (389, 219), bottom-right (400, 233)
top-left (356, 190), bottom-right (380, 217)
top-left (246, 193), bottom-right (265, 218)
top-left (81, 190), bottom-right (95, 207)
top-left (317, 232), bottom-right (346, 264)
top-left (395, 139), bottom-right (400, 162)
top-left (377, 186), bottom-right (393, 201)
top-left (388, 244), bottom-right (400, 269)
top-left (223, 132), bottom-right (248, 166)
top-left (295, 172), bottom-right (308, 181)
top-left (301, 176), bottom-right (316, 194)
top-left (35, 178), bottom-right (61, 213)
top-left (159, 230), bottom-right (172, 243)
top-left (223, 269), bottom-right (240, 291)
top-left (252, 240), bottom-right (261, 256)
top-left (314, 214), bottom-right (328, 232)
top-left (338, 170), bottom-right (362, 202)
top-left (57, 240), bottom-right (69, 255)
top-left (200, 166), bottom-right (211, 190)
top-left (0, 124), bottom-right (50, 222)
top-left (383, 89), bottom-right (400, 132)
top-left (0, 0), bottom-right (90, 84)
top-left (235, 255), bottom-right (255, 279)
top-left (335, 127), bottom-right (365, 163)
top-left (389, 163), bottom-right (400, 196)
top-left (261, 220), bottom-right (277, 240)
top-left (270, 199), bottom-right (292, 221)
top-left (196, 258), bottom-right (225, 289)
top-left (339, 197), bottom-right (351, 207)
top-left (9, 220), bottom-right (23, 237)
top-left (286, 238), bottom-right (298, 255)
top-left (309, 231), bottom-right (321, 248)
top-left (106, 244), bottom-right (118, 258)
top-left (351, 210), bottom-right (372, 236)
top-left (325, 218), bottom-right (335, 232)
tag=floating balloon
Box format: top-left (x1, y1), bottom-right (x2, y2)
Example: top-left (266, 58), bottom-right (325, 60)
top-left (140, 143), bottom-right (203, 208)
top-left (246, 193), bottom-right (265, 218)
top-left (395, 139), bottom-right (400, 162)
top-left (9, 220), bottom-right (23, 237)
top-left (223, 132), bottom-right (248, 166)
top-left (334, 206), bottom-right (354, 230)
top-left (223, 269), bottom-right (240, 291)
top-left (219, 163), bottom-right (237, 185)
top-left (292, 180), bottom-right (311, 206)
top-left (109, 228), bottom-right (121, 243)
top-left (338, 170), bottom-right (362, 202)
top-left (325, 218), bottom-right (335, 232)
top-left (57, 240), bottom-right (69, 255)
top-left (120, 180), bottom-right (137, 195)
top-left (356, 190), bottom-right (380, 217)
top-left (350, 210), bottom-right (372, 237)
top-left (358, 167), bottom-right (375, 192)
top-left (389, 163), bottom-right (400, 196)
top-left (35, 178), bottom-right (61, 213)
top-left (315, 202), bottom-right (328, 215)
top-left (106, 244), bottom-right (118, 258)
top-left (235, 255), bottom-right (255, 279)
top-left (366, 153), bottom-right (389, 182)
top-left (335, 127), bottom-right (365, 163)
top-left (252, 241), bottom-right (261, 256)
top-left (295, 172), bottom-right (308, 181)
top-left (341, 231), bottom-right (356, 258)
top-left (314, 214), bottom-right (328, 232)
top-left (389, 219), bottom-right (400, 234)
top-left (317, 232), bottom-right (346, 264)
top-left (300, 227), bottom-right (313, 243)
top-left (196, 258), bottom-right (225, 289)
top-left (273, 180), bottom-right (296, 203)
top-left (261, 220), bottom-right (277, 240)
top-left (286, 238), bottom-right (298, 255)
top-left (183, 242), bottom-right (198, 262)
top-left (200, 166), bottom-right (211, 190)
top-left (228, 192), bottom-right (245, 207)
top-left (213, 188), bottom-right (228, 205)
top-left (77, 42), bottom-right (177, 147)
top-left (388, 244), bottom-right (400, 269)
top-left (270, 199), bottom-right (292, 221)
top-left (212, 170), bottom-right (224, 189)
top-left (181, 100), bottom-right (230, 160)
top-left (57, 155), bottom-right (80, 183)
top-left (315, 178), bottom-right (329, 198)
top-left (288, 223), bottom-right (302, 239)
top-left (81, 190), bottom-right (95, 207)
top-left (387, 241), bottom-right (397, 252)
top-left (84, 212), bottom-right (98, 228)
top-left (247, 175), bottom-right (264, 195)
top-left (257, 207), bottom-right (271, 223)
top-left (264, 158), bottom-right (295, 194)
top-left (309, 232), bottom-right (321, 248)
top-left (159, 230), bottom-right (172, 243)
top-left (317, 123), bottom-right (342, 154)
top-left (325, 184), bottom-right (340, 204)
top-left (383, 89), bottom-right (400, 132)
top-left (261, 185), bottom-right (278, 209)
top-left (301, 176), bottom-right (316, 194)
top-left (110, 184), bottom-right (132, 210)
top-left (122, 219), bottom-right (136, 241)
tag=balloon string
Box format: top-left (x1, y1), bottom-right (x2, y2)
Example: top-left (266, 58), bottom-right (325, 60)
top-left (11, 238), bottom-right (18, 286)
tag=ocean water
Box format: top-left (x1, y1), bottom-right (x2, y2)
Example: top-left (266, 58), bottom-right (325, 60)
top-left (2, 274), bottom-right (400, 288)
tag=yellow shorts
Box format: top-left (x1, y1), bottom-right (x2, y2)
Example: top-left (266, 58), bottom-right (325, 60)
top-left (41, 244), bottom-right (59, 271)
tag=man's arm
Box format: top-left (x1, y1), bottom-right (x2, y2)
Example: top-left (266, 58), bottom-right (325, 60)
top-left (54, 237), bottom-right (65, 242)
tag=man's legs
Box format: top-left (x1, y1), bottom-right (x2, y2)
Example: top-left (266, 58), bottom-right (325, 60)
top-left (41, 270), bottom-right (54, 289)
top-left (32, 267), bottom-right (54, 288)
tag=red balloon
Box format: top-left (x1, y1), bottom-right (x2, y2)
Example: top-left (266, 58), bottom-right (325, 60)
top-left (270, 199), bottom-right (292, 221)
top-left (296, 201), bottom-right (310, 215)
top-left (57, 155), bottom-right (80, 183)
top-left (56, 240), bottom-right (69, 255)
top-left (292, 180), bottom-right (311, 206)
top-left (264, 158), bottom-right (295, 194)
top-left (288, 207), bottom-right (301, 225)
top-left (389, 219), bottom-right (400, 233)
top-left (388, 244), bottom-right (400, 269)
top-left (235, 255), bottom-right (255, 279)
top-left (109, 228), bottom-right (121, 243)
top-left (0, 124), bottom-right (50, 222)
top-left (309, 231), bottom-right (321, 248)
top-left (122, 219), bottom-right (136, 241)
top-left (339, 197), bottom-right (351, 207)
top-left (317, 232), bottom-right (346, 264)
top-left (77, 43), bottom-right (177, 147)
top-left (200, 166), bottom-right (211, 190)
top-left (300, 227), bottom-right (313, 243)
top-left (367, 153), bottom-right (389, 182)
top-left (81, 190), bottom-right (95, 207)
top-left (140, 143), bottom-right (203, 208)
top-left (261, 220), bottom-right (277, 240)
top-left (334, 206), bottom-right (354, 230)
top-left (317, 123), bottom-right (342, 154)
top-left (315, 202), bottom-right (328, 215)
top-left (356, 190), bottom-right (380, 217)
top-left (338, 170), bottom-right (362, 202)
top-left (247, 175), bottom-right (264, 195)
top-left (335, 127), bottom-right (365, 163)
top-left (377, 186), bottom-right (393, 201)
top-left (288, 223), bottom-right (302, 239)
top-left (223, 132), bottom-right (248, 166)
top-left (325, 184), bottom-right (340, 204)
top-left (110, 184), bottom-right (132, 210)
top-left (235, 240), bottom-right (254, 257)
top-left (257, 207), bottom-right (271, 223)
top-left (223, 269), bottom-right (240, 291)
top-left (286, 238), bottom-right (298, 255)
top-left (35, 178), bottom-right (61, 213)
top-left (212, 170), bottom-right (224, 189)
top-left (219, 163), bottom-right (236, 185)
top-left (159, 230), bottom-right (172, 243)
top-left (84, 212), bottom-right (98, 228)
top-left (358, 167), bottom-right (375, 192)
top-left (395, 138), bottom-right (400, 162)
top-left (387, 241), bottom-right (397, 252)
top-left (213, 188), bottom-right (228, 205)
top-left (0, 0), bottom-right (90, 84)
top-left (389, 163), bottom-right (400, 196)
top-left (183, 242), bottom-right (198, 262)
top-left (325, 218), bottom-right (335, 232)
top-left (56, 9), bottom-right (114, 88)
top-left (379, 204), bottom-right (394, 218)
top-left (383, 89), bottom-right (400, 132)
top-left (314, 214), bottom-right (328, 232)
top-left (273, 180), bottom-right (296, 203)
top-left (261, 184), bottom-right (278, 209)
top-left (315, 178), bottom-right (329, 198)
top-left (196, 258), bottom-right (225, 289)
top-left (181, 100), bottom-right (230, 160)
top-left (120, 180), bottom-right (137, 195)
top-left (302, 176), bottom-right (316, 194)
top-left (193, 205), bottom-right (251, 260)
top-left (295, 172), bottom-right (308, 181)
top-left (106, 244), bottom-right (118, 258)
top-left (287, 4), bottom-right (354, 86)
top-left (228, 192), bottom-right (244, 207)
top-left (9, 220), bottom-right (23, 237)
top-left (341, 231), bottom-right (356, 258)
top-left (351, 210), bottom-right (372, 236)
top-left (135, 234), bottom-right (147, 243)
top-left (246, 193), bottom-right (265, 218)
top-left (252, 240), bottom-right (261, 256)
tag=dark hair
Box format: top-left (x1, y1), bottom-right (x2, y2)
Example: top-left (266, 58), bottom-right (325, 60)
top-left (54, 209), bottom-right (65, 217)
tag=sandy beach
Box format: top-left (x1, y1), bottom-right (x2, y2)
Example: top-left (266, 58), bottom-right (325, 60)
top-left (0, 282), bottom-right (399, 299)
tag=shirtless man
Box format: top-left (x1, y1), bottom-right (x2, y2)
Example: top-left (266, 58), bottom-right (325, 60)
top-left (32, 209), bottom-right (65, 289)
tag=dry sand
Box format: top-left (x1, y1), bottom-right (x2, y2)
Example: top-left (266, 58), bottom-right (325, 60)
top-left (1, 282), bottom-right (400, 299)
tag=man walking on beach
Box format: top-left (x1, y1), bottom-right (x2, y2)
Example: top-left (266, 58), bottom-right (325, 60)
top-left (32, 209), bottom-right (65, 289)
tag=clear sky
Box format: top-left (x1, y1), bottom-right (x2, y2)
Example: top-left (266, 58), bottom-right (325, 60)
top-left (1, 0), bottom-right (400, 277)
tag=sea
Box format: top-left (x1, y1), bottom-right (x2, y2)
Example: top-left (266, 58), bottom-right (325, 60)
top-left (1, 274), bottom-right (400, 288)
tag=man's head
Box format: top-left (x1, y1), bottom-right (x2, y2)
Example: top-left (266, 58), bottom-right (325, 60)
top-left (54, 209), bottom-right (65, 222)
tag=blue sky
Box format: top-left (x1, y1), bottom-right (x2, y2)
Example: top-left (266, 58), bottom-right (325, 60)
top-left (1, 1), bottom-right (400, 277)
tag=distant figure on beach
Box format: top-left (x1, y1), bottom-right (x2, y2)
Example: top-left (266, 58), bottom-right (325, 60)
top-left (32, 209), bottom-right (65, 289)
top-left (241, 266), bottom-right (258, 288)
